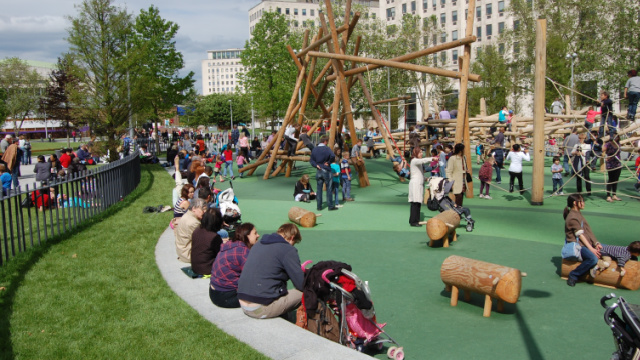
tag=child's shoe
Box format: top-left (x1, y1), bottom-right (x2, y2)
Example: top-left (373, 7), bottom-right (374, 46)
top-left (589, 266), bottom-right (599, 278)
top-left (479, 194), bottom-right (485, 198)
top-left (484, 195), bottom-right (492, 199)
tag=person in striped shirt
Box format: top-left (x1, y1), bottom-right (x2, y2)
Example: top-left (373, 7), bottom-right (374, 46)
top-left (594, 241), bottom-right (640, 277)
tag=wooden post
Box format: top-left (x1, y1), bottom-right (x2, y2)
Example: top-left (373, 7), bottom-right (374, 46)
top-left (565, 94), bottom-right (571, 116)
top-left (483, 295), bottom-right (493, 317)
top-left (451, 286), bottom-right (459, 307)
top-left (531, 19), bottom-right (547, 205)
top-left (480, 98), bottom-right (486, 117)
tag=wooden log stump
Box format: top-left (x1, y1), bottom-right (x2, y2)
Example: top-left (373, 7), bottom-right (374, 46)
top-left (560, 259), bottom-right (640, 290)
top-left (441, 255), bottom-right (523, 317)
top-left (426, 210), bottom-right (460, 248)
top-left (288, 207), bottom-right (320, 228)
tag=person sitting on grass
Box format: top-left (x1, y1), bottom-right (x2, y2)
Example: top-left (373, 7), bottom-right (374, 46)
top-left (174, 198), bottom-right (208, 264)
top-left (293, 174), bottom-right (316, 202)
top-left (237, 223), bottom-right (304, 319)
top-left (191, 207), bottom-right (223, 276)
top-left (210, 223), bottom-right (259, 309)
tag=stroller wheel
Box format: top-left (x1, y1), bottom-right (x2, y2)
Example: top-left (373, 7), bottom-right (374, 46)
top-left (394, 347), bottom-right (405, 360)
top-left (387, 346), bottom-right (397, 358)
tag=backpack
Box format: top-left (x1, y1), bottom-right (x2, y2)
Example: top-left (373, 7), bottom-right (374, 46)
top-left (296, 300), bottom-right (341, 343)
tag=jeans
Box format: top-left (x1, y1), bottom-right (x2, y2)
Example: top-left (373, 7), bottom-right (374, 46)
top-left (568, 245), bottom-right (598, 281)
top-left (584, 121), bottom-right (593, 131)
top-left (599, 114), bottom-right (615, 137)
top-left (552, 178), bottom-right (564, 193)
top-left (439, 165), bottom-right (446, 178)
top-left (493, 163), bottom-right (502, 182)
top-left (223, 161), bottom-right (234, 178)
top-left (509, 171), bottom-right (524, 193)
top-left (209, 287), bottom-right (240, 309)
top-left (11, 166), bottom-right (19, 189)
top-left (576, 166), bottom-right (591, 193)
top-left (332, 182), bottom-right (340, 204)
top-left (606, 168), bottom-right (622, 197)
top-left (563, 155), bottom-right (572, 176)
top-left (341, 177), bottom-right (351, 199)
top-left (315, 168), bottom-right (334, 210)
top-left (238, 164), bottom-right (244, 178)
top-left (628, 91), bottom-right (639, 120)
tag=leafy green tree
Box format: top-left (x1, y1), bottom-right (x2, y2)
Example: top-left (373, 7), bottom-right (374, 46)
top-left (189, 93), bottom-right (250, 128)
top-left (241, 12), bottom-right (301, 127)
top-left (41, 56), bottom-right (76, 148)
top-left (66, 0), bottom-right (136, 161)
top-left (0, 57), bottom-right (45, 134)
top-left (132, 5), bottom-right (194, 149)
top-left (0, 89), bottom-right (8, 124)
top-left (469, 45), bottom-right (512, 115)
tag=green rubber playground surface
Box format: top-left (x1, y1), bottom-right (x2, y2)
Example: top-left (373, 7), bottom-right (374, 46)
top-left (233, 155), bottom-right (640, 359)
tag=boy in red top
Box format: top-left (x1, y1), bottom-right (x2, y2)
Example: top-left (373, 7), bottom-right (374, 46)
top-left (223, 146), bottom-right (234, 180)
top-left (635, 149), bottom-right (640, 192)
top-left (59, 149), bottom-right (72, 169)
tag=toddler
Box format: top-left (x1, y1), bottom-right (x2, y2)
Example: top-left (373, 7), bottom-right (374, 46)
top-left (0, 164), bottom-right (11, 196)
top-left (340, 152), bottom-right (354, 201)
top-left (236, 150), bottom-right (249, 178)
top-left (478, 153), bottom-right (494, 199)
top-left (593, 241), bottom-right (640, 277)
top-left (214, 154), bottom-right (225, 182)
top-left (429, 149), bottom-right (439, 177)
top-left (330, 156), bottom-right (342, 207)
top-left (437, 145), bottom-right (447, 177)
top-left (551, 156), bottom-right (564, 195)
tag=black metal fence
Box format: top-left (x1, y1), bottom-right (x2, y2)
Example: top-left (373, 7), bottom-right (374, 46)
top-left (0, 152), bottom-right (141, 266)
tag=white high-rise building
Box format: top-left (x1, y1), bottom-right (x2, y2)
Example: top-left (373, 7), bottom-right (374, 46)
top-left (201, 49), bottom-right (245, 96)
top-left (249, 0), bottom-right (380, 35)
top-left (382, 0), bottom-right (513, 70)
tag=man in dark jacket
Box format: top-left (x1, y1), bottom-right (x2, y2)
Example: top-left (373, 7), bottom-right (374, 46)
top-left (309, 136), bottom-right (336, 211)
top-left (237, 224), bottom-right (303, 319)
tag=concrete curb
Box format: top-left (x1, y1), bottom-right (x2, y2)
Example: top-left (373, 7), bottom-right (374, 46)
top-left (155, 226), bottom-right (371, 360)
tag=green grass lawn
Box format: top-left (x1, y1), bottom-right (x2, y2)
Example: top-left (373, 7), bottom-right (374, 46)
top-left (0, 165), bottom-right (268, 360)
top-left (28, 141), bottom-right (82, 157)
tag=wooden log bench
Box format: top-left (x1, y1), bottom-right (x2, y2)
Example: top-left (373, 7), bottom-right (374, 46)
top-left (560, 259), bottom-right (640, 290)
top-left (426, 210), bottom-right (460, 247)
top-left (441, 255), bottom-right (524, 317)
top-left (288, 207), bottom-right (321, 228)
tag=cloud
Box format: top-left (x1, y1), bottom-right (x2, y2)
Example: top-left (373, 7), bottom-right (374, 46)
top-left (0, 15), bottom-right (67, 33)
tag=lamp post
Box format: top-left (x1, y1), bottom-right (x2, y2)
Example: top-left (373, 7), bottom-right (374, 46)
top-left (566, 52), bottom-right (577, 110)
top-left (229, 99), bottom-right (233, 130)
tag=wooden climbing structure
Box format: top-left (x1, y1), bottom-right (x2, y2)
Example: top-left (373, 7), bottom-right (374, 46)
top-left (241, 0), bottom-right (481, 189)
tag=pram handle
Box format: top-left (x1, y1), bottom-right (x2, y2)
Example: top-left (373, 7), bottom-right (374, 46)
top-left (603, 302), bottom-right (618, 328)
top-left (601, 293), bottom-right (617, 309)
top-left (301, 260), bottom-right (313, 272)
top-left (322, 269), bottom-right (333, 283)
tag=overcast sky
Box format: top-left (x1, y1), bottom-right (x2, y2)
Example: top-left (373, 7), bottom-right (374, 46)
top-left (0, 0), bottom-right (257, 94)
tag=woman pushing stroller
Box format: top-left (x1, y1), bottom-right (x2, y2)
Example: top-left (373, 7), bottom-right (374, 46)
top-left (428, 177), bottom-right (476, 232)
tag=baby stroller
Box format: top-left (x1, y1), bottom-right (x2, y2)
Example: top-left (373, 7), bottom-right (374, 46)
top-left (216, 184), bottom-right (241, 237)
top-left (299, 261), bottom-right (404, 360)
top-left (427, 177), bottom-right (475, 232)
top-left (601, 293), bottom-right (640, 360)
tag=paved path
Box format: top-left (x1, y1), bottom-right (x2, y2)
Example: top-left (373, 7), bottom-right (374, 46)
top-left (155, 165), bottom-right (370, 360)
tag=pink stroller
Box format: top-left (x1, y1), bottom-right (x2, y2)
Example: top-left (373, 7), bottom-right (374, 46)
top-left (301, 261), bottom-right (404, 359)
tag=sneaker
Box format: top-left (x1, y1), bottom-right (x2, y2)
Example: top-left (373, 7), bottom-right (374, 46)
top-left (484, 195), bottom-right (492, 200)
top-left (589, 266), bottom-right (599, 278)
top-left (496, 181), bottom-right (501, 184)
top-left (567, 278), bottom-right (577, 287)
top-left (328, 207), bottom-right (338, 211)
top-left (346, 198), bottom-right (355, 201)
top-left (335, 204), bottom-right (343, 208)
top-left (559, 192), bottom-right (564, 195)
top-left (479, 194), bottom-right (485, 199)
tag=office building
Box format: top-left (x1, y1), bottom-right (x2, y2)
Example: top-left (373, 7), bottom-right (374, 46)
top-left (201, 49), bottom-right (245, 96)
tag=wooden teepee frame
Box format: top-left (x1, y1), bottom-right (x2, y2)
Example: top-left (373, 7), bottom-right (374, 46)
top-left (240, 0), bottom-right (481, 190)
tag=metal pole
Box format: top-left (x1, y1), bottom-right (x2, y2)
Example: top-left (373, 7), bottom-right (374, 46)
top-left (251, 96), bottom-right (255, 138)
top-left (229, 100), bottom-right (233, 130)
top-left (126, 37), bottom-right (133, 139)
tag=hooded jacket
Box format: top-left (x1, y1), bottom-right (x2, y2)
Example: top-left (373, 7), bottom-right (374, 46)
top-left (237, 233), bottom-right (303, 305)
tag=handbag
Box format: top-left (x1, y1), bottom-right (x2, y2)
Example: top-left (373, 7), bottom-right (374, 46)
top-left (466, 173), bottom-right (473, 183)
top-left (463, 156), bottom-right (472, 183)
top-left (561, 241), bottom-right (582, 261)
top-left (561, 220), bottom-right (584, 261)
top-left (426, 196), bottom-right (440, 211)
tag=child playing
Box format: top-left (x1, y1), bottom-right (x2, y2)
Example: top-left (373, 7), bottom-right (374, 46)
top-left (340, 152), bottom-right (354, 201)
top-left (236, 150), bottom-right (249, 178)
top-left (635, 148), bottom-right (640, 192)
top-left (593, 241), bottom-right (640, 277)
top-left (0, 164), bottom-right (11, 196)
top-left (223, 146), bottom-right (234, 180)
top-left (551, 156), bottom-right (564, 195)
top-left (214, 154), bottom-right (225, 183)
top-left (478, 152), bottom-right (494, 199)
top-left (331, 156), bottom-right (342, 207)
top-left (429, 149), bottom-right (439, 177)
top-left (391, 154), bottom-right (410, 181)
top-left (437, 145), bottom-right (447, 177)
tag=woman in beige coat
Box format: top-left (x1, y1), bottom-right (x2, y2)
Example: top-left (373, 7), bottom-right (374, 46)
top-left (446, 143), bottom-right (468, 207)
top-left (408, 147), bottom-right (435, 227)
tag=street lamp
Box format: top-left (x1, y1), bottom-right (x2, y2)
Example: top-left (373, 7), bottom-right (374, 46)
top-left (229, 99), bottom-right (233, 131)
top-left (566, 52), bottom-right (578, 110)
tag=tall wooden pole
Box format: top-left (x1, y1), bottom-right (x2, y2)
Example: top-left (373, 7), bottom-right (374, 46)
top-left (531, 19), bottom-right (547, 205)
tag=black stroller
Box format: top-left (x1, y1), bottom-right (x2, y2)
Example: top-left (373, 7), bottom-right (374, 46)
top-left (427, 177), bottom-right (475, 232)
top-left (601, 293), bottom-right (640, 360)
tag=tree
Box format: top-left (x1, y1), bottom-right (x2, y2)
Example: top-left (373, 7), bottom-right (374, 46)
top-left (132, 5), bottom-right (194, 150)
top-left (240, 12), bottom-right (302, 126)
top-left (66, 0), bottom-right (137, 161)
top-left (189, 93), bottom-right (251, 128)
top-left (0, 57), bottom-right (45, 134)
top-left (469, 45), bottom-right (512, 115)
top-left (41, 56), bottom-right (76, 148)
top-left (0, 89), bottom-right (7, 123)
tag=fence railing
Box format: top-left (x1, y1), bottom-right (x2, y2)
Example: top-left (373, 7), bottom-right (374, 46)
top-left (0, 151), bottom-right (141, 266)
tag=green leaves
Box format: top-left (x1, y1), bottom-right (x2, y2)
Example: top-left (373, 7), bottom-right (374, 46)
top-left (0, 57), bottom-right (45, 133)
top-left (188, 93), bottom-right (251, 128)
